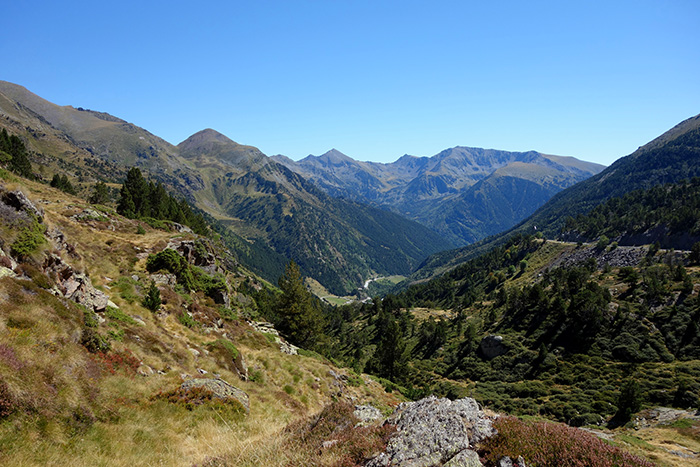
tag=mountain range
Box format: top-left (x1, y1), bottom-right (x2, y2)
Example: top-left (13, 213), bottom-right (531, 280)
top-left (274, 147), bottom-right (604, 245)
top-left (0, 81), bottom-right (451, 294)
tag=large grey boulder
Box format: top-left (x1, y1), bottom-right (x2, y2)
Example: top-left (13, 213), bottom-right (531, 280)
top-left (479, 335), bottom-right (508, 359)
top-left (180, 378), bottom-right (250, 413)
top-left (367, 396), bottom-right (494, 467)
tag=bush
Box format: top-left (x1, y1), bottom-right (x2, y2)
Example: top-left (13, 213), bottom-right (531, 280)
top-left (80, 327), bottom-right (111, 353)
top-left (178, 312), bottom-right (197, 329)
top-left (10, 222), bottom-right (46, 259)
top-left (482, 416), bottom-right (654, 466)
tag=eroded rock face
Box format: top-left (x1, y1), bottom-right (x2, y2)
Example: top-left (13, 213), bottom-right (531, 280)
top-left (179, 378), bottom-right (250, 413)
top-left (367, 396), bottom-right (495, 467)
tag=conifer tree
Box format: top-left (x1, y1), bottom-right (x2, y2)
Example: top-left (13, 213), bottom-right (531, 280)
top-left (142, 281), bottom-right (162, 312)
top-left (89, 181), bottom-right (110, 205)
top-left (277, 260), bottom-right (323, 348)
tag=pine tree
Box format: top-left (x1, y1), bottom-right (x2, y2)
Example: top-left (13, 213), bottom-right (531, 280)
top-left (142, 281), bottom-right (162, 312)
top-left (119, 167), bottom-right (148, 216)
top-left (277, 260), bottom-right (323, 348)
top-left (1, 132), bottom-right (33, 178)
top-left (89, 181), bottom-right (110, 205)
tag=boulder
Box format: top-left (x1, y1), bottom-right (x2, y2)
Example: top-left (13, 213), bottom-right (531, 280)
top-left (479, 335), bottom-right (508, 360)
top-left (367, 396), bottom-right (495, 467)
top-left (354, 404), bottom-right (383, 426)
top-left (44, 253), bottom-right (112, 312)
top-left (179, 378), bottom-right (250, 413)
top-left (1, 190), bottom-right (44, 222)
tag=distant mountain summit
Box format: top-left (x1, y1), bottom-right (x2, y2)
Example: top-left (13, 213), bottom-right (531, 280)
top-left (178, 129), bottom-right (268, 172)
top-left (274, 146), bottom-right (604, 245)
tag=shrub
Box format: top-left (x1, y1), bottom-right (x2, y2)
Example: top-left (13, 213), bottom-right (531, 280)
top-left (178, 312), bottom-right (197, 329)
top-left (482, 416), bottom-right (654, 466)
top-left (10, 222), bottom-right (46, 259)
top-left (105, 306), bottom-right (137, 324)
top-left (152, 385), bottom-right (246, 418)
top-left (283, 402), bottom-right (396, 467)
top-left (94, 349), bottom-right (141, 376)
top-left (80, 327), bottom-right (111, 353)
top-left (0, 379), bottom-right (17, 418)
top-left (142, 281), bottom-right (162, 312)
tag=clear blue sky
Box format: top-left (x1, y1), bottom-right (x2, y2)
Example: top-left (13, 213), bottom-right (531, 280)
top-left (2, 1), bottom-right (699, 166)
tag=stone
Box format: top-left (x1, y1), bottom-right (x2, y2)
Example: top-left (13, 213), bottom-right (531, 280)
top-left (354, 404), bottom-right (382, 426)
top-left (0, 266), bottom-right (16, 279)
top-left (479, 335), bottom-right (508, 359)
top-left (235, 354), bottom-right (248, 381)
top-left (151, 273), bottom-right (177, 286)
top-left (444, 450), bottom-right (483, 467)
top-left (497, 457), bottom-right (527, 467)
top-left (1, 190), bottom-right (44, 222)
top-left (180, 378), bottom-right (249, 413)
top-left (367, 396), bottom-right (495, 467)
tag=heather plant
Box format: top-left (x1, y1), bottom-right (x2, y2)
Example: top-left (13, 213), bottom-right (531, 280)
top-left (481, 416), bottom-right (654, 467)
top-left (283, 401), bottom-right (396, 467)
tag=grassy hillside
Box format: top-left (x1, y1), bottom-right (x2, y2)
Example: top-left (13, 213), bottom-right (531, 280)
top-left (0, 170), bottom-right (404, 465)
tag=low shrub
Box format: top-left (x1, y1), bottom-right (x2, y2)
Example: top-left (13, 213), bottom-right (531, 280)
top-left (80, 327), bottom-right (111, 353)
top-left (283, 401), bottom-right (396, 467)
top-left (10, 222), bottom-right (46, 259)
top-left (178, 312), bottom-right (197, 329)
top-left (152, 385), bottom-right (246, 418)
top-left (481, 416), bottom-right (654, 467)
top-left (93, 349), bottom-right (140, 376)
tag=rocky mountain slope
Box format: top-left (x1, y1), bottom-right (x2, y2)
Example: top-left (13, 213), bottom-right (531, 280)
top-left (0, 81), bottom-right (452, 294)
top-left (274, 147), bottom-right (604, 245)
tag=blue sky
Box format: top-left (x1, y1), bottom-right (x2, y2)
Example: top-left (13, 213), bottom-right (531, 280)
top-left (2, 1), bottom-right (699, 166)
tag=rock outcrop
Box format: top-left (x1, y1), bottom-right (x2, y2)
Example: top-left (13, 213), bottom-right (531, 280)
top-left (44, 253), bottom-right (115, 312)
top-left (179, 378), bottom-right (250, 413)
top-left (248, 321), bottom-right (299, 355)
top-left (367, 396), bottom-right (496, 467)
top-left (479, 335), bottom-right (508, 360)
top-left (1, 189), bottom-right (44, 222)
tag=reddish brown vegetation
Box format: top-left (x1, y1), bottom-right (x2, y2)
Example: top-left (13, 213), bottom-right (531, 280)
top-left (481, 416), bottom-right (654, 467)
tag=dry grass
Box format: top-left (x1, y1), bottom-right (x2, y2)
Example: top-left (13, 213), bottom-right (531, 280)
top-left (0, 178), bottom-right (406, 466)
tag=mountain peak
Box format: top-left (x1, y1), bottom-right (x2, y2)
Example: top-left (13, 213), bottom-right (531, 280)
top-left (319, 148), bottom-right (352, 162)
top-left (178, 128), bottom-right (234, 147)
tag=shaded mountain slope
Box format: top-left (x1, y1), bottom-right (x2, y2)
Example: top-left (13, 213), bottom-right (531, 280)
top-left (178, 132), bottom-right (454, 294)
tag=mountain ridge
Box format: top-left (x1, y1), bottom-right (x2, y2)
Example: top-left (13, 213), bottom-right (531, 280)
top-left (274, 146), bottom-right (605, 245)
